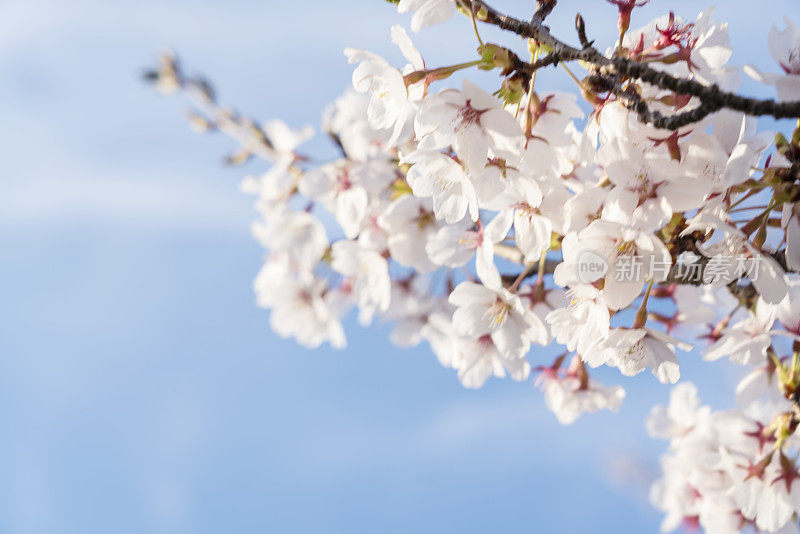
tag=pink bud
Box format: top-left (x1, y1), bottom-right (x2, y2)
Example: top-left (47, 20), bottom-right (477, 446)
top-left (606, 0), bottom-right (651, 34)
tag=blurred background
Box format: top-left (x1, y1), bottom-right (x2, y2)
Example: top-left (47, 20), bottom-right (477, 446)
top-left (0, 0), bottom-right (796, 532)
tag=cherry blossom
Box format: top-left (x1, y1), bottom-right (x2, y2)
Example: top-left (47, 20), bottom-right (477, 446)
top-left (345, 26), bottom-right (424, 146)
top-left (267, 275), bottom-right (346, 350)
top-left (426, 210), bottom-right (512, 287)
top-left (251, 205), bottom-right (328, 271)
top-left (599, 139), bottom-right (711, 228)
top-left (555, 218), bottom-right (672, 310)
top-left (378, 195), bottom-right (441, 272)
top-left (586, 327), bottom-right (686, 384)
top-left (300, 159), bottom-right (394, 239)
top-left (777, 279), bottom-right (800, 334)
top-left (397, 0), bottom-right (455, 33)
top-left (415, 79), bottom-right (523, 173)
top-left (402, 150), bottom-right (480, 223)
top-left (745, 17), bottom-right (800, 101)
top-left (454, 335), bottom-right (532, 388)
top-left (684, 213), bottom-right (790, 304)
top-left (704, 300), bottom-right (776, 366)
top-left (546, 284), bottom-right (611, 355)
top-left (783, 203), bottom-right (800, 272)
top-left (330, 239), bottom-right (392, 326)
top-left (449, 272), bottom-right (548, 358)
top-left (536, 356), bottom-right (625, 424)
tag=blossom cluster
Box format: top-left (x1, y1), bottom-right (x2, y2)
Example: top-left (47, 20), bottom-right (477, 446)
top-left (148, 2), bottom-right (800, 531)
top-left (649, 379), bottom-right (800, 533)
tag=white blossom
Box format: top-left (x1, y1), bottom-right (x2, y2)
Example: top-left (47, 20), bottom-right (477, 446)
top-left (345, 26), bottom-right (424, 146)
top-left (415, 79), bottom-right (523, 173)
top-left (403, 150), bottom-right (480, 223)
top-left (449, 273), bottom-right (548, 358)
top-left (745, 17), bottom-right (800, 101)
top-left (705, 299), bottom-right (776, 366)
top-left (588, 327), bottom-right (687, 384)
top-left (397, 0), bottom-right (455, 33)
top-left (537, 357), bottom-right (625, 424)
top-left (378, 194), bottom-right (441, 272)
top-left (331, 239), bottom-right (392, 325)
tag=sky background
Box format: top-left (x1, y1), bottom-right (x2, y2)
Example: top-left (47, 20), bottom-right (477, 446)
top-left (0, 0), bottom-right (797, 532)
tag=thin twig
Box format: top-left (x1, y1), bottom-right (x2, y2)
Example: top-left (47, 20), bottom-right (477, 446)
top-left (574, 14), bottom-right (592, 49)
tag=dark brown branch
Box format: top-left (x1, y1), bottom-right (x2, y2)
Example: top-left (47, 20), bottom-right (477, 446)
top-left (457, 0), bottom-right (800, 128)
top-left (588, 74), bottom-right (720, 130)
top-left (528, 53), bottom-right (561, 72)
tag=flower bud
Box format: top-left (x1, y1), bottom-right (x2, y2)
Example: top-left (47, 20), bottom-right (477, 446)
top-left (144, 52), bottom-right (182, 95)
top-left (497, 76), bottom-right (525, 106)
top-left (754, 219), bottom-right (768, 248)
top-left (618, 10), bottom-right (632, 34)
top-left (403, 70), bottom-right (428, 87)
top-left (478, 43), bottom-right (514, 71)
top-left (607, 0), bottom-right (651, 36)
top-left (578, 77), bottom-right (605, 106)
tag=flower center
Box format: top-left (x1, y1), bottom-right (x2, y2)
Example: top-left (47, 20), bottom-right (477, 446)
top-left (626, 338), bottom-right (646, 361)
top-left (654, 13), bottom-right (694, 50)
top-left (458, 230), bottom-right (482, 249)
top-left (417, 209), bottom-right (436, 229)
top-left (431, 173), bottom-right (452, 192)
top-left (486, 297), bottom-right (512, 327)
top-left (701, 162), bottom-right (721, 183)
top-left (336, 169), bottom-right (352, 192)
top-left (455, 99), bottom-right (484, 131)
top-left (633, 171), bottom-right (657, 200)
top-left (782, 48), bottom-right (800, 74)
top-left (513, 201), bottom-right (538, 215)
top-left (617, 240), bottom-right (637, 257)
top-left (297, 289), bottom-right (313, 307)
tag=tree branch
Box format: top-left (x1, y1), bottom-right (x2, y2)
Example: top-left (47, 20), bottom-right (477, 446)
top-left (456, 0), bottom-right (800, 129)
top-left (145, 54), bottom-right (280, 164)
top-left (587, 74), bottom-right (721, 130)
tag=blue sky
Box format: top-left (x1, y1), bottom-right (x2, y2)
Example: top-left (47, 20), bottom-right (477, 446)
top-left (0, 0), bottom-right (797, 532)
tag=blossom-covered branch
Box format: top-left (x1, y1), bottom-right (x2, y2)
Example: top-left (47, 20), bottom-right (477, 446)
top-left (456, 0), bottom-right (800, 129)
top-left (148, 2), bottom-right (800, 531)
